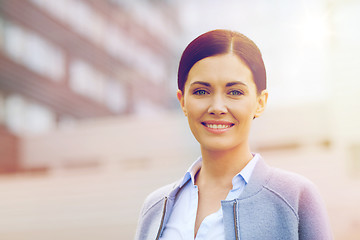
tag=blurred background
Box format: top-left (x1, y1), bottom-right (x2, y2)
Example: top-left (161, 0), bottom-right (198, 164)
top-left (0, 0), bottom-right (360, 239)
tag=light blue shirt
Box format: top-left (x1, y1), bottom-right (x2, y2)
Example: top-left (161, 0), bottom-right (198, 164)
top-left (159, 154), bottom-right (260, 240)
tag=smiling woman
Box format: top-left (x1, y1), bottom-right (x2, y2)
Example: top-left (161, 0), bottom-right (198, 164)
top-left (178, 54), bottom-right (266, 154)
top-left (135, 29), bottom-right (333, 240)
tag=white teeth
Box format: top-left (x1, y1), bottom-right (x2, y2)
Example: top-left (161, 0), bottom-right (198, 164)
top-left (206, 124), bottom-right (231, 129)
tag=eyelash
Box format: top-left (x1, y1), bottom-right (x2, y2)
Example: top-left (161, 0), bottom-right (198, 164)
top-left (228, 90), bottom-right (244, 96)
top-left (193, 89), bottom-right (209, 95)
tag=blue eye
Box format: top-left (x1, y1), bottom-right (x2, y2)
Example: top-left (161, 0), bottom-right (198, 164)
top-left (194, 89), bottom-right (208, 95)
top-left (229, 90), bottom-right (243, 96)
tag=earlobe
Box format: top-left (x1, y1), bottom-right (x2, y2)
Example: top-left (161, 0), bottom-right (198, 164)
top-left (254, 90), bottom-right (268, 118)
top-left (177, 90), bottom-right (187, 116)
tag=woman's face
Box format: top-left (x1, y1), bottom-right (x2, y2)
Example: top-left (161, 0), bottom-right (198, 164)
top-left (177, 53), bottom-right (268, 152)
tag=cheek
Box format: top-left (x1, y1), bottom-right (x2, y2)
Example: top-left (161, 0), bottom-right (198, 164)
top-left (184, 98), bottom-right (207, 115)
top-left (230, 101), bottom-right (257, 120)
top-left (185, 105), bottom-right (200, 119)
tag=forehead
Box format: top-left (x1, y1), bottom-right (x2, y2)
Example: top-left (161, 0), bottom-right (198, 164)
top-left (186, 54), bottom-right (254, 87)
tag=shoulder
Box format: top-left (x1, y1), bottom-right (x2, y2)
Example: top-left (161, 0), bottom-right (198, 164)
top-left (264, 166), bottom-right (325, 215)
top-left (140, 180), bottom-right (180, 216)
top-left (135, 181), bottom-right (180, 240)
top-left (243, 156), bottom-right (319, 202)
top-left (264, 167), bottom-right (333, 238)
top-left (267, 167), bottom-right (318, 196)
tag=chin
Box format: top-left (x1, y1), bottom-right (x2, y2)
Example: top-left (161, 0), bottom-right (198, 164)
top-left (198, 136), bottom-right (248, 153)
top-left (201, 141), bottom-right (238, 152)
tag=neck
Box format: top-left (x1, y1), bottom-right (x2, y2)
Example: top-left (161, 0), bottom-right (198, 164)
top-left (196, 144), bottom-right (253, 187)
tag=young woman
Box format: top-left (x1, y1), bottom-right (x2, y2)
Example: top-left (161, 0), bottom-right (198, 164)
top-left (135, 29), bottom-right (332, 240)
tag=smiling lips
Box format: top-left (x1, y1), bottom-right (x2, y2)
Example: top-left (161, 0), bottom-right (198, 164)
top-left (201, 121), bottom-right (234, 133)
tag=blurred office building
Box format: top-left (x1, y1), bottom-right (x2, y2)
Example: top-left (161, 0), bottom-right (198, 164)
top-left (0, 0), bottom-right (181, 173)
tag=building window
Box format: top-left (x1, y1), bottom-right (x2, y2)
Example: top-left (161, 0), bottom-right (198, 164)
top-left (69, 59), bottom-right (126, 113)
top-left (3, 20), bottom-right (65, 81)
top-left (3, 21), bottom-right (25, 62)
top-left (104, 79), bottom-right (126, 113)
top-left (26, 102), bottom-right (56, 134)
top-left (30, 0), bottom-right (106, 47)
top-left (4, 94), bottom-right (25, 135)
top-left (4, 95), bottom-right (55, 135)
top-left (29, 0), bottom-right (168, 85)
top-left (69, 59), bottom-right (105, 103)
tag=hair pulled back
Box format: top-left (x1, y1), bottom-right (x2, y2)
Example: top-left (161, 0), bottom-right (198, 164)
top-left (178, 29), bottom-right (266, 94)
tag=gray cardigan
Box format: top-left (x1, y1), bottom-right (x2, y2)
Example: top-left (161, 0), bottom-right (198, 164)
top-left (135, 157), bottom-right (333, 240)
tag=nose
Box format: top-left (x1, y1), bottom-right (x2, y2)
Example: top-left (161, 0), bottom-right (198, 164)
top-left (208, 94), bottom-right (228, 115)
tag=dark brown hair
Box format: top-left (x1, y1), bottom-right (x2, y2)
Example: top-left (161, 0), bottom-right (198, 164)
top-left (178, 29), bottom-right (266, 94)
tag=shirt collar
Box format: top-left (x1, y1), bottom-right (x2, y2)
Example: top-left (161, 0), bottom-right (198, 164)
top-left (231, 153), bottom-right (260, 190)
top-left (179, 156), bottom-right (202, 188)
top-left (179, 153), bottom-right (260, 189)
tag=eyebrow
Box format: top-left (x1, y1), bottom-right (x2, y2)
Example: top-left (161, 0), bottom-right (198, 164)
top-left (190, 81), bottom-right (248, 88)
top-left (190, 81), bottom-right (211, 87)
top-left (225, 81), bottom-right (248, 88)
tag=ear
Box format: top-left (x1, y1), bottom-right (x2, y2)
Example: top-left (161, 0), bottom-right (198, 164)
top-left (254, 90), bottom-right (268, 118)
top-left (177, 89), bottom-right (187, 116)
